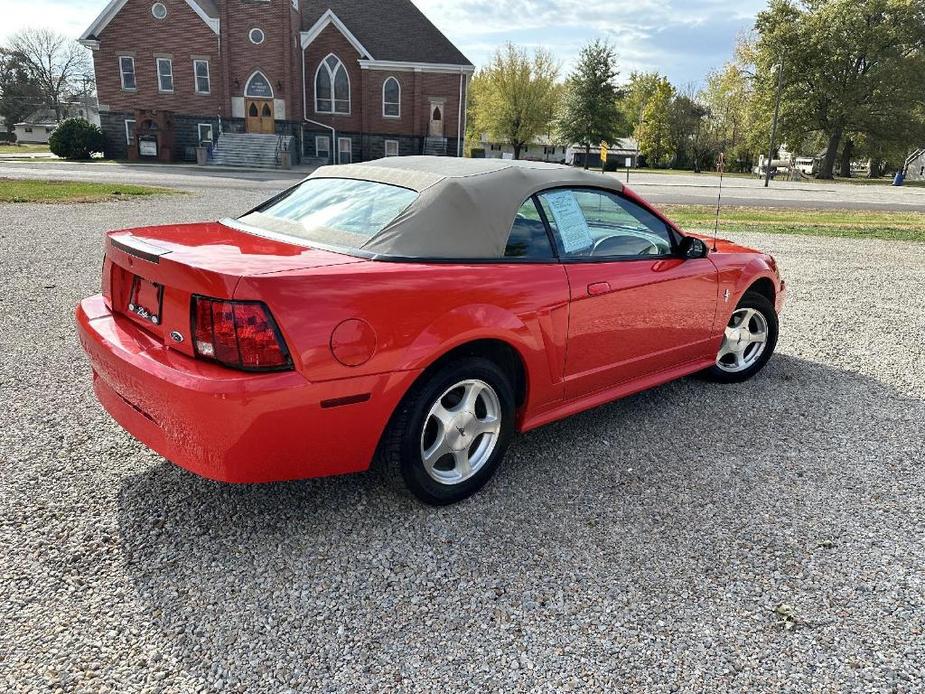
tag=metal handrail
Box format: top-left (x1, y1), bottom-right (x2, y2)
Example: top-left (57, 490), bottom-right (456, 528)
top-left (275, 134), bottom-right (289, 165)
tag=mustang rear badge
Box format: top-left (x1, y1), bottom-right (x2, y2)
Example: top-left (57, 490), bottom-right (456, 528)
top-left (128, 303), bottom-right (159, 324)
top-left (128, 276), bottom-right (163, 326)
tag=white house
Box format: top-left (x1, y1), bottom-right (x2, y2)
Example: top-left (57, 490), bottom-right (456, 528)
top-left (13, 99), bottom-right (101, 145)
top-left (905, 148), bottom-right (925, 181)
top-left (476, 134), bottom-right (569, 162)
top-left (13, 110), bottom-right (60, 144)
top-left (568, 138), bottom-right (639, 168)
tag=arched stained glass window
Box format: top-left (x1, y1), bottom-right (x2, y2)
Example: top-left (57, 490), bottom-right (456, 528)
top-left (315, 54), bottom-right (350, 114)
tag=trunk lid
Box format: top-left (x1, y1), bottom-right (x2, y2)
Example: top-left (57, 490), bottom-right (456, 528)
top-left (103, 221), bottom-right (360, 356)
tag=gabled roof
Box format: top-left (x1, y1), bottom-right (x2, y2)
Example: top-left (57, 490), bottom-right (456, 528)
top-left (302, 0), bottom-right (471, 66)
top-left (80, 0), bottom-right (219, 43)
top-left (16, 109), bottom-right (59, 126)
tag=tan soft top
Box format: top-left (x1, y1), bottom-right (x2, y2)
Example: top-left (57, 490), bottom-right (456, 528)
top-left (304, 157), bottom-right (624, 259)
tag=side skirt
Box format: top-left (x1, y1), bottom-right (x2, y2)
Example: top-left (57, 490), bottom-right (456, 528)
top-left (518, 357), bottom-right (715, 432)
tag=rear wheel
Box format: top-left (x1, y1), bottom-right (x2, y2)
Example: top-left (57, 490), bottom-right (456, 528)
top-left (377, 357), bottom-right (515, 505)
top-left (702, 291), bottom-right (778, 383)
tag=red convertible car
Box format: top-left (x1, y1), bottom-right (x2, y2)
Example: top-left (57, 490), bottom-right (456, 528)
top-left (77, 158), bottom-right (784, 504)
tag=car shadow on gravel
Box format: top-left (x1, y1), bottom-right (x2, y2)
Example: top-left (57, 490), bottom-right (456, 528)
top-left (115, 353), bottom-right (924, 687)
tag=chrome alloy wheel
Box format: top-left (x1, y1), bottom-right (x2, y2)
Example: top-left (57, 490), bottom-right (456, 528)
top-left (420, 379), bottom-right (502, 485)
top-left (716, 307), bottom-right (769, 373)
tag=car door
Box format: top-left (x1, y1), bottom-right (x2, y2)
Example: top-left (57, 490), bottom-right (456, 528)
top-left (535, 187), bottom-right (718, 399)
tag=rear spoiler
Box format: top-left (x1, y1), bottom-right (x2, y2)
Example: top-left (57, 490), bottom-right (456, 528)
top-left (110, 236), bottom-right (172, 264)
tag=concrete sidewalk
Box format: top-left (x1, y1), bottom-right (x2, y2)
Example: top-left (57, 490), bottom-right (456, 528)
top-left (0, 152), bottom-right (59, 161)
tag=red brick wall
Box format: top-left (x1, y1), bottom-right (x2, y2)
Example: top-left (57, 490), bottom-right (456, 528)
top-left (302, 26), bottom-right (468, 140)
top-left (419, 72), bottom-right (466, 139)
top-left (303, 24), bottom-right (363, 132)
top-left (224, 0), bottom-right (298, 112)
top-left (363, 71), bottom-right (414, 135)
top-left (289, 4), bottom-right (304, 120)
top-left (94, 0), bottom-right (223, 114)
top-left (92, 0), bottom-right (472, 154)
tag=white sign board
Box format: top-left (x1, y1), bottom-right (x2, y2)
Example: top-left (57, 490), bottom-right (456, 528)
top-left (501, 152), bottom-right (514, 160)
top-left (139, 139), bottom-right (157, 157)
top-left (544, 190), bottom-right (592, 253)
top-left (625, 157), bottom-right (633, 168)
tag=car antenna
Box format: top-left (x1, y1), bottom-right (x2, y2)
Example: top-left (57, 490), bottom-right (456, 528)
top-left (712, 151), bottom-right (725, 252)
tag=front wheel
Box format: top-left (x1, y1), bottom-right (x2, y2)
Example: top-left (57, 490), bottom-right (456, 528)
top-left (701, 291), bottom-right (778, 383)
top-left (377, 357), bottom-right (515, 505)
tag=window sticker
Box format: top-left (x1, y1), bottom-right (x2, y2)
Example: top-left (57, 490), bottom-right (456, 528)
top-left (545, 190), bottom-right (593, 253)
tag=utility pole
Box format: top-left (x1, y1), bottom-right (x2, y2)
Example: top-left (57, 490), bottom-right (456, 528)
top-left (764, 61), bottom-right (784, 188)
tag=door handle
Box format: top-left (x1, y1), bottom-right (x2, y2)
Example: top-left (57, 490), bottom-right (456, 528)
top-left (587, 282), bottom-right (612, 296)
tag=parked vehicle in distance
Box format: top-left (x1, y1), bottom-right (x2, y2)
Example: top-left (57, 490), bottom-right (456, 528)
top-left (77, 157), bottom-right (785, 505)
top-left (753, 164), bottom-right (780, 179)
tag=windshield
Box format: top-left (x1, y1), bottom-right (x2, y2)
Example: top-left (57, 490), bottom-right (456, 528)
top-left (239, 177), bottom-right (418, 248)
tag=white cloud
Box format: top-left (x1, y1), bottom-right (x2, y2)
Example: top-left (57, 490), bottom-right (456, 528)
top-left (415, 0), bottom-right (766, 84)
top-left (0, 0), bottom-right (766, 86)
top-left (0, 0), bottom-right (99, 41)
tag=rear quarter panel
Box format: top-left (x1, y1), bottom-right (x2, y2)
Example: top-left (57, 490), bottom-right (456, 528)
top-left (234, 261), bottom-right (572, 415)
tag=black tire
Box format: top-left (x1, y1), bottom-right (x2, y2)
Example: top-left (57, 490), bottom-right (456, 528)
top-left (701, 291), bottom-right (778, 383)
top-left (376, 356), bottom-right (516, 505)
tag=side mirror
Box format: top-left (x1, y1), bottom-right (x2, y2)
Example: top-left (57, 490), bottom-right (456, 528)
top-left (679, 236), bottom-right (709, 259)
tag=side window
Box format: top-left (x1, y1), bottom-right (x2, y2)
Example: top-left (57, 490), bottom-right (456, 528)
top-left (537, 188), bottom-right (674, 259)
top-left (504, 198), bottom-right (554, 260)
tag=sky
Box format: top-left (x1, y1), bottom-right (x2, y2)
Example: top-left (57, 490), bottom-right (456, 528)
top-left (0, 0), bottom-right (767, 87)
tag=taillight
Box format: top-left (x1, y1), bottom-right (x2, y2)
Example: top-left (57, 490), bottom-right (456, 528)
top-left (191, 296), bottom-right (292, 371)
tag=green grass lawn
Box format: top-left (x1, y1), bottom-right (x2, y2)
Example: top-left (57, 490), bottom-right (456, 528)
top-left (0, 143), bottom-right (51, 155)
top-left (629, 168), bottom-right (756, 180)
top-left (0, 178), bottom-right (175, 203)
top-left (661, 205), bottom-right (925, 242)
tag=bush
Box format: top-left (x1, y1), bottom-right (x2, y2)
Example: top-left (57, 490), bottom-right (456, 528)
top-left (48, 118), bottom-right (105, 160)
top-left (0, 131), bottom-right (15, 144)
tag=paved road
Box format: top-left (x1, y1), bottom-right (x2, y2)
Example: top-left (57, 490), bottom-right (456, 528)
top-left (620, 171), bottom-right (925, 211)
top-left (2, 160), bottom-right (925, 211)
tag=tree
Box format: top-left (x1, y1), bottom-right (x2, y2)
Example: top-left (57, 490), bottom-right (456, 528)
top-left (701, 63), bottom-right (760, 172)
top-left (620, 71), bottom-right (663, 134)
top-left (555, 40), bottom-right (624, 168)
top-left (668, 90), bottom-right (710, 170)
top-left (748, 0), bottom-right (925, 179)
top-left (7, 28), bottom-right (93, 122)
top-left (48, 118), bottom-right (104, 160)
top-left (0, 48), bottom-right (43, 134)
top-left (469, 43), bottom-right (560, 160)
top-left (634, 77), bottom-right (675, 167)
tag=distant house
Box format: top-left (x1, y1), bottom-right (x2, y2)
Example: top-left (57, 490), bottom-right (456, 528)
top-left (905, 149), bottom-right (925, 181)
top-left (569, 138), bottom-right (639, 168)
top-left (475, 134), bottom-right (568, 162)
top-left (13, 110), bottom-right (60, 144)
top-left (13, 99), bottom-right (101, 145)
top-left (70, 95), bottom-right (102, 127)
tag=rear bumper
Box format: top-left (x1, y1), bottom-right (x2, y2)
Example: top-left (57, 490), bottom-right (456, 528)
top-left (76, 295), bottom-right (415, 483)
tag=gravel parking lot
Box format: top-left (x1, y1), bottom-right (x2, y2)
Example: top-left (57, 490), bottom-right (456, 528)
top-left (2, 188), bottom-right (924, 692)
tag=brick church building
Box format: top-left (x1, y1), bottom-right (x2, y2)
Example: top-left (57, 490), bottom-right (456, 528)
top-left (79, 0), bottom-right (473, 165)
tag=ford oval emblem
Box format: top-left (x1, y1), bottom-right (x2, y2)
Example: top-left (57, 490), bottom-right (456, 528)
top-left (170, 331), bottom-right (184, 343)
